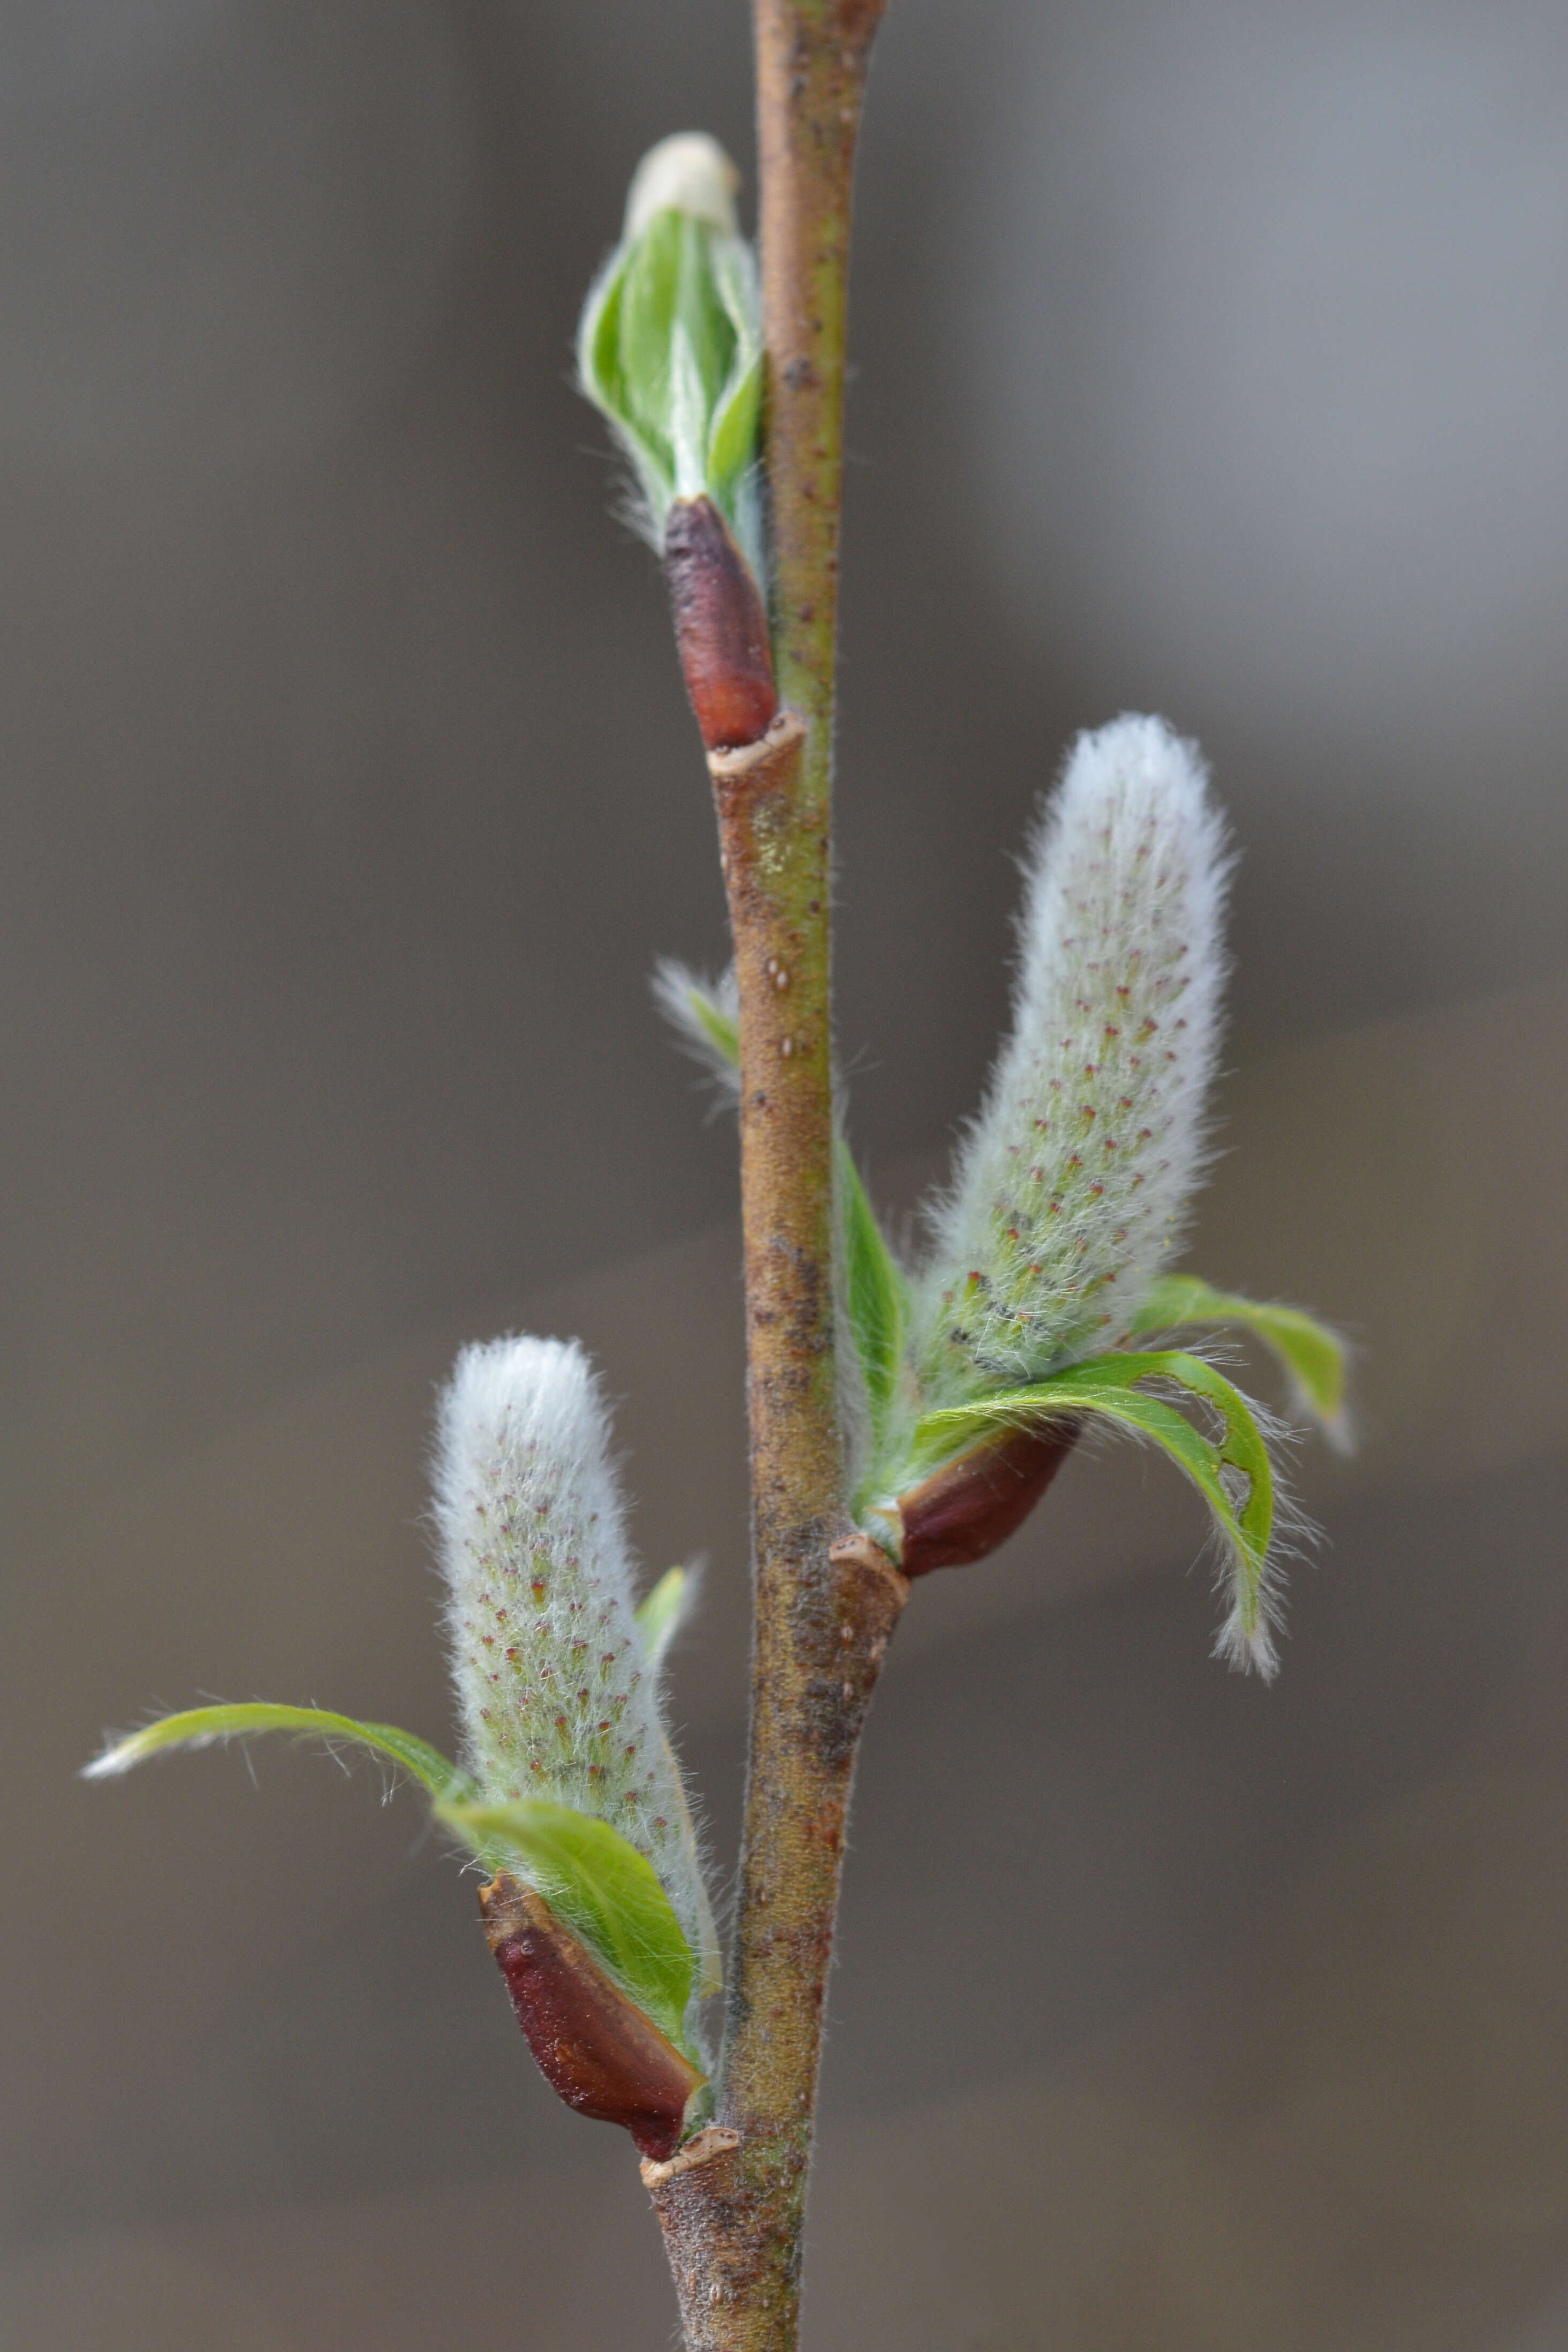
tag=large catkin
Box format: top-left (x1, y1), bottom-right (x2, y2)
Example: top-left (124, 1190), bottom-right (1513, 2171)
top-left (912, 714), bottom-right (1231, 1403)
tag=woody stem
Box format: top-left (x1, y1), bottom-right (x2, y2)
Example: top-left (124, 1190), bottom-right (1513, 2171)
top-left (644, 8), bottom-right (895, 2348)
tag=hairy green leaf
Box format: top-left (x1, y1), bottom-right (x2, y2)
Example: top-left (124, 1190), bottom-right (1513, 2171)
top-left (84, 1704), bottom-right (475, 1801)
top-left (706, 348), bottom-right (764, 495)
top-left (1130, 1273), bottom-right (1348, 1444)
top-left (637, 1566), bottom-right (692, 1677)
top-left (437, 1795), bottom-right (696, 2051)
top-left (687, 984), bottom-right (739, 1069)
top-left (578, 188), bottom-right (762, 575)
top-left (905, 1349), bottom-right (1279, 1672)
top-left (652, 962), bottom-right (905, 1438)
top-left (632, 1566), bottom-right (722, 2001)
top-left (837, 1140), bottom-right (909, 1438)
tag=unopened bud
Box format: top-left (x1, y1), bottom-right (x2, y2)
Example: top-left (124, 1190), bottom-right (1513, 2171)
top-left (664, 496), bottom-right (777, 750)
top-left (871, 1419), bottom-right (1080, 1578)
top-left (479, 1873), bottom-right (705, 2161)
top-left (578, 133), bottom-right (764, 588)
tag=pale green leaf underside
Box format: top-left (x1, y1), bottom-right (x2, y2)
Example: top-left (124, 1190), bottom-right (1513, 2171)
top-left (906, 1349), bottom-right (1275, 1649)
top-left (84, 1704), bottom-right (476, 1802)
top-left (630, 1560), bottom-right (719, 1996)
top-left (685, 981), bottom-right (739, 1070)
top-left (633, 1568), bottom-right (721, 1999)
top-left (837, 1140), bottom-right (910, 1437)
top-left (1130, 1273), bottom-right (1347, 1441)
top-left (656, 963), bottom-right (908, 1435)
top-left (706, 350), bottom-right (763, 493)
top-left (436, 1795), bottom-right (696, 2054)
top-left (637, 1566), bottom-right (691, 1677)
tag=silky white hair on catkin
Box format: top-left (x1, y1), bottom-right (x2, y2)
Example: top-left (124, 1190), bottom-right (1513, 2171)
top-left (432, 1334), bottom-right (712, 1984)
top-left (911, 714), bottom-right (1232, 1404)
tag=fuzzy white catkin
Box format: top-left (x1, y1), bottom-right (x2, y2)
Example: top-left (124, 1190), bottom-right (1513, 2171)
top-left (433, 1335), bottom-right (708, 1969)
top-left (912, 715), bottom-right (1230, 1403)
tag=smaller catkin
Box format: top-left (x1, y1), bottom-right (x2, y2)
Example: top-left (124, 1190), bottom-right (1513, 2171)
top-left (911, 714), bottom-right (1231, 1405)
top-left (432, 1336), bottom-right (707, 1975)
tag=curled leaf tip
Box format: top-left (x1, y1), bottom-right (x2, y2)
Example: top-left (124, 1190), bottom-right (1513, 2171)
top-left (1129, 1273), bottom-right (1351, 1451)
top-left (81, 1703), bottom-right (469, 1797)
top-left (637, 1564), bottom-right (699, 1677)
top-left (877, 1349), bottom-right (1291, 1673)
top-left (652, 959), bottom-right (740, 1086)
top-left (1214, 1600), bottom-right (1282, 1683)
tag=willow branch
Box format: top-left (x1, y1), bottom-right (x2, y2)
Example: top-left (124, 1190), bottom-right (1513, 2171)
top-left (645, 8), bottom-right (893, 2348)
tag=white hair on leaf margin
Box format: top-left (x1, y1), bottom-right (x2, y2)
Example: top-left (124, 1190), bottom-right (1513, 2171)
top-left (651, 958), bottom-right (741, 1099)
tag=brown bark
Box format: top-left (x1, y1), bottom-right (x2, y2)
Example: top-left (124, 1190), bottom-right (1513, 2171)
top-left (751, 0), bottom-right (888, 759)
top-left (646, 9), bottom-right (889, 2343)
top-left (646, 713), bottom-right (903, 2349)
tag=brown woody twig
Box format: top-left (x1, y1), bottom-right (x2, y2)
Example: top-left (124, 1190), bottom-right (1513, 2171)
top-left (646, 10), bottom-right (895, 2345)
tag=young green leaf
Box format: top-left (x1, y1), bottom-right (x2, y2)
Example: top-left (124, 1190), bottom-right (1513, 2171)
top-left (437, 1795), bottom-right (697, 2054)
top-left (652, 959), bottom-right (741, 1087)
top-left (837, 1139), bottom-right (909, 1440)
top-left (896, 1349), bottom-right (1281, 1676)
top-left (84, 1703), bottom-right (475, 1801)
top-left (705, 342), bottom-right (764, 502)
top-left (637, 1566), bottom-right (694, 1677)
top-left (578, 134), bottom-right (764, 580)
top-left (652, 957), bottom-right (910, 1444)
top-left (628, 1566), bottom-right (722, 2004)
top-left (1128, 1273), bottom-right (1349, 1447)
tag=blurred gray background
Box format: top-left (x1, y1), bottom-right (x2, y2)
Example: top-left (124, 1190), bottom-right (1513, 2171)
top-left (5, 2), bottom-right (1568, 2345)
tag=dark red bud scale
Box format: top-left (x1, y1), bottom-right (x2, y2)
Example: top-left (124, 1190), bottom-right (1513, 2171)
top-left (895, 1419), bottom-right (1081, 1577)
top-left (478, 1872), bottom-right (704, 2162)
top-left (663, 495), bottom-right (777, 752)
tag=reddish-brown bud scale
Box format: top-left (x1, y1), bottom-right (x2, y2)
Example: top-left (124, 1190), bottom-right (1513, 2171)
top-left (663, 495), bottom-right (777, 751)
top-left (478, 1873), bottom-right (704, 2161)
top-left (895, 1419), bottom-right (1080, 1577)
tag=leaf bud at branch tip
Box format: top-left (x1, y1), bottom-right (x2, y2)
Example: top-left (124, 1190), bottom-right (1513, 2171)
top-left (625, 133), bottom-right (741, 239)
top-left (577, 132), bottom-right (765, 588)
